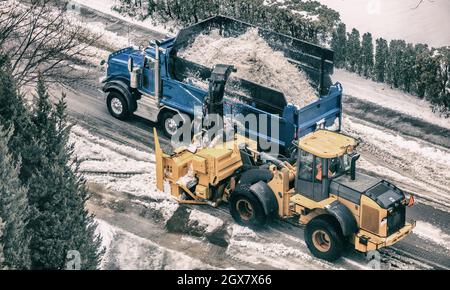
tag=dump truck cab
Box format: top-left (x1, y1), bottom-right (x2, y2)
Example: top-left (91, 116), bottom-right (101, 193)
top-left (283, 130), bottom-right (415, 260)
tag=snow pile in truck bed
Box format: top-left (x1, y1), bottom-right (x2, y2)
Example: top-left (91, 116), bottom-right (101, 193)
top-left (178, 28), bottom-right (317, 107)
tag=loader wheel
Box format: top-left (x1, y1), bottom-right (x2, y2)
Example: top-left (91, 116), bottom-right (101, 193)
top-left (230, 193), bottom-right (267, 228)
top-left (107, 91), bottom-right (130, 120)
top-left (159, 110), bottom-right (182, 138)
top-left (305, 216), bottom-right (344, 262)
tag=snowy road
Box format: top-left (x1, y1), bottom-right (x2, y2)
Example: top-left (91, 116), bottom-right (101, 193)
top-left (46, 2), bottom-right (450, 269)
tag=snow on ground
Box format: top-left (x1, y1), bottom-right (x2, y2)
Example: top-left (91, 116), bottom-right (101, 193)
top-left (413, 221), bottom-right (450, 252)
top-left (188, 210), bottom-right (224, 234)
top-left (147, 199), bottom-right (179, 223)
top-left (178, 28), bottom-right (317, 107)
top-left (72, 0), bottom-right (179, 36)
top-left (95, 218), bottom-right (213, 269)
top-left (71, 125), bottom-right (153, 162)
top-left (316, 0), bottom-right (450, 48)
top-left (94, 219), bottom-right (116, 269)
top-left (227, 225), bottom-right (340, 270)
top-left (335, 69), bottom-right (450, 128)
top-left (344, 116), bottom-right (450, 206)
top-left (70, 125), bottom-right (169, 199)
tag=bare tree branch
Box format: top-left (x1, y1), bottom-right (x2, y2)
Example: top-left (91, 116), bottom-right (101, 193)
top-left (0, 0), bottom-right (100, 87)
top-left (412, 0), bottom-right (435, 9)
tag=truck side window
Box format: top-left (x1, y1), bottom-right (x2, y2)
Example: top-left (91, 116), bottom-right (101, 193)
top-left (144, 57), bottom-right (155, 70)
top-left (298, 150), bottom-right (313, 181)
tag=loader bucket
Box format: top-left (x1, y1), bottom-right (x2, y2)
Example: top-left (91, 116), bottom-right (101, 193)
top-left (170, 15), bottom-right (334, 96)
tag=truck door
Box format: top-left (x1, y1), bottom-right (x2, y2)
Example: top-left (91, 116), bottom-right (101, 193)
top-left (296, 150), bottom-right (325, 201)
top-left (141, 56), bottom-right (155, 95)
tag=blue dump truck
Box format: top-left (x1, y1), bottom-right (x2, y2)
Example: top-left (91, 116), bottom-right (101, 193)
top-left (100, 16), bottom-right (343, 153)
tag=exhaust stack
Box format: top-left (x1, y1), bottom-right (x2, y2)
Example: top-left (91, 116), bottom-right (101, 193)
top-left (154, 40), bottom-right (161, 102)
top-left (350, 154), bottom-right (360, 181)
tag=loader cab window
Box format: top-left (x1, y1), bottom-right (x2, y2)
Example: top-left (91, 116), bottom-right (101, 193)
top-left (329, 154), bottom-right (351, 178)
top-left (296, 150), bottom-right (329, 201)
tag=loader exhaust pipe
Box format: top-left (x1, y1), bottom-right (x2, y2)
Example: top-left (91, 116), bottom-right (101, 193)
top-left (350, 154), bottom-right (360, 181)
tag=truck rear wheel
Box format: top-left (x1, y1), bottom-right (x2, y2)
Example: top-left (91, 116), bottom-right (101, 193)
top-left (305, 216), bottom-right (344, 261)
top-left (159, 110), bottom-right (182, 138)
top-left (230, 193), bottom-right (267, 228)
top-left (107, 91), bottom-right (130, 120)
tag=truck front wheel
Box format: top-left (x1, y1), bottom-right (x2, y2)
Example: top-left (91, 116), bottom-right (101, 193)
top-left (230, 193), bottom-right (267, 228)
top-left (305, 216), bottom-right (344, 261)
top-left (107, 91), bottom-right (130, 120)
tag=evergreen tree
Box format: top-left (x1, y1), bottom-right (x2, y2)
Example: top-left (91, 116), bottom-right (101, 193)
top-left (331, 23), bottom-right (347, 68)
top-left (386, 40), bottom-right (407, 88)
top-left (0, 218), bottom-right (5, 269)
top-left (432, 47), bottom-right (450, 115)
top-left (0, 126), bottom-right (31, 269)
top-left (346, 28), bottom-right (361, 73)
top-left (413, 44), bottom-right (431, 98)
top-left (0, 55), bottom-right (38, 182)
top-left (27, 77), bottom-right (103, 269)
top-left (400, 43), bottom-right (416, 93)
top-left (361, 32), bottom-right (374, 77)
top-left (374, 38), bottom-right (389, 82)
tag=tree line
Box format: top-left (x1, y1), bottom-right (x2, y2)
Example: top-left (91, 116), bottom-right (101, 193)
top-left (331, 23), bottom-right (450, 116)
top-left (0, 55), bottom-right (103, 269)
top-left (115, 0), bottom-right (340, 43)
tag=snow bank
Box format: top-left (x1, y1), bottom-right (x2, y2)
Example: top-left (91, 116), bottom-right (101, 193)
top-left (335, 69), bottom-right (450, 128)
top-left (188, 210), bottom-right (224, 234)
top-left (71, 125), bottom-right (153, 162)
top-left (178, 28), bottom-right (317, 107)
top-left (414, 221), bottom-right (450, 251)
top-left (94, 219), bottom-right (116, 269)
top-left (95, 219), bottom-right (212, 269)
top-left (344, 117), bottom-right (450, 206)
top-left (148, 199), bottom-right (179, 223)
top-left (70, 125), bottom-right (169, 200)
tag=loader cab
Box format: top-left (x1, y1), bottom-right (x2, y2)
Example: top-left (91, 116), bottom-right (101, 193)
top-left (295, 130), bottom-right (357, 201)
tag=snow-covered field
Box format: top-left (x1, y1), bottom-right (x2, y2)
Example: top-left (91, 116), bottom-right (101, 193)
top-left (316, 0), bottom-right (450, 47)
top-left (335, 69), bottom-right (450, 128)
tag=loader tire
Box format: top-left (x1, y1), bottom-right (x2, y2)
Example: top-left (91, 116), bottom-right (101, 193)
top-left (305, 216), bottom-right (344, 262)
top-left (107, 91), bottom-right (130, 120)
top-left (230, 193), bottom-right (267, 229)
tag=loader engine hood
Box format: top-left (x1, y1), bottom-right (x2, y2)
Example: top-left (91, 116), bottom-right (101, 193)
top-left (330, 173), bottom-right (405, 209)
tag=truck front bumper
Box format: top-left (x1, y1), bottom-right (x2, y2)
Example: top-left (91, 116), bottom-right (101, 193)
top-left (354, 221), bottom-right (416, 253)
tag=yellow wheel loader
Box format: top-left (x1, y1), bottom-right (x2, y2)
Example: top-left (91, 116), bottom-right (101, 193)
top-left (152, 64), bottom-right (415, 262)
top-left (154, 127), bottom-right (415, 261)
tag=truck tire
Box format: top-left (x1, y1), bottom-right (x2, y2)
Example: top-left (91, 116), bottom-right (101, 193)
top-left (107, 91), bottom-right (130, 120)
top-left (230, 192), bottom-right (267, 228)
top-left (305, 216), bottom-right (344, 262)
top-left (159, 110), bottom-right (182, 138)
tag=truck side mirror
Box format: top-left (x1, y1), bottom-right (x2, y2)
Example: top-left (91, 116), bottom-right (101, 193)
top-left (128, 57), bottom-right (134, 72)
